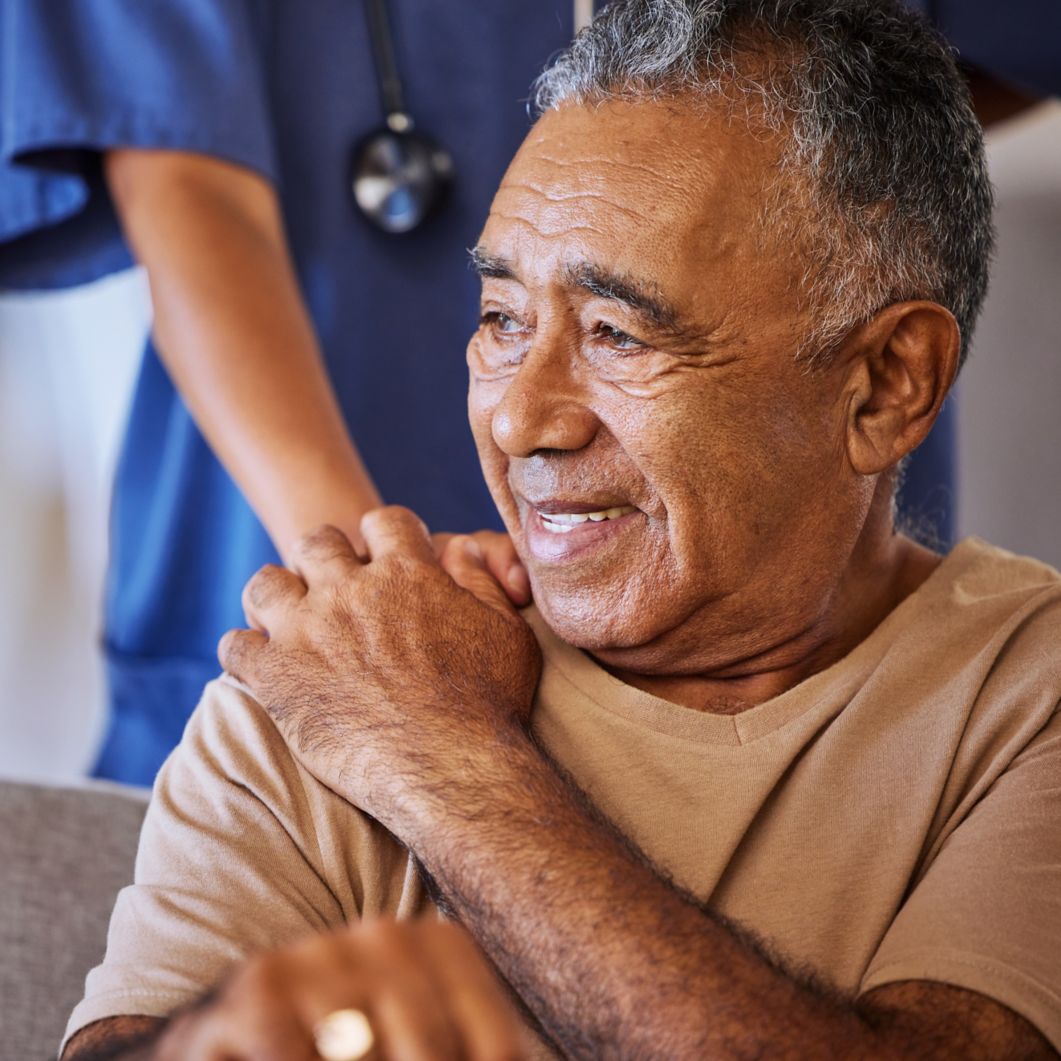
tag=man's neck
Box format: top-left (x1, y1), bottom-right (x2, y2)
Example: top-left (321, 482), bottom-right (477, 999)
top-left (603, 531), bottom-right (942, 716)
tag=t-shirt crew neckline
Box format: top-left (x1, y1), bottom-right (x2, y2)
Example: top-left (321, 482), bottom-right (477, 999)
top-left (525, 539), bottom-right (983, 748)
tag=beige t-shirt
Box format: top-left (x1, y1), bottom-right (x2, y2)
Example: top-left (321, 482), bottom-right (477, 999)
top-left (67, 539), bottom-right (1061, 1052)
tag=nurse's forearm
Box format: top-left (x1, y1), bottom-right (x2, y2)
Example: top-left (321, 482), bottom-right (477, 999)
top-left (105, 148), bottom-right (381, 561)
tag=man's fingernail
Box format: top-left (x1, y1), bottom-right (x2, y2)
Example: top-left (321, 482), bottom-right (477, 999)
top-left (463, 537), bottom-right (483, 559)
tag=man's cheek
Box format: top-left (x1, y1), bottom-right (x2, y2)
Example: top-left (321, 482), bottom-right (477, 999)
top-left (467, 387), bottom-right (498, 455)
top-left (467, 407), bottom-right (520, 527)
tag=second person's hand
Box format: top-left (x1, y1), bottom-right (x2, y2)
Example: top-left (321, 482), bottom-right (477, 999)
top-left (431, 529), bottom-right (531, 608)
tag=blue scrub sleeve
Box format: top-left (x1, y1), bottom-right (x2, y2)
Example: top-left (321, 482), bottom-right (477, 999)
top-left (0, 0), bottom-right (278, 289)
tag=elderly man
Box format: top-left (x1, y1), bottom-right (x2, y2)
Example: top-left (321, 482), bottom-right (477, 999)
top-left (64, 0), bottom-right (1060, 1058)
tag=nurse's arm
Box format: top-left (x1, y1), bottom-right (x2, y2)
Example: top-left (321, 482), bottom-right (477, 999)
top-left (104, 148), bottom-right (381, 561)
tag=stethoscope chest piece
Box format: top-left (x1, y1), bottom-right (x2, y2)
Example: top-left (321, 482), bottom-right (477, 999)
top-left (351, 0), bottom-right (590, 234)
top-left (351, 0), bottom-right (454, 234)
top-left (350, 118), bottom-right (453, 234)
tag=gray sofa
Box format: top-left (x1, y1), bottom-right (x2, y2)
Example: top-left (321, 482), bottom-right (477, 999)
top-left (0, 779), bottom-right (149, 1061)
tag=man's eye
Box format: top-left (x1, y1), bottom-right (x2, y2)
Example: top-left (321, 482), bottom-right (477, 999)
top-left (480, 311), bottom-right (525, 337)
top-left (596, 323), bottom-right (644, 351)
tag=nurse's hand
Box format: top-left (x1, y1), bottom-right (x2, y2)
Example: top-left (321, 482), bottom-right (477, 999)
top-left (218, 507), bottom-right (543, 840)
top-left (431, 529), bottom-right (530, 607)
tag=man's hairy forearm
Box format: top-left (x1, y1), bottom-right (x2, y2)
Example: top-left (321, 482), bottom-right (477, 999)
top-left (409, 741), bottom-right (861, 1059)
top-left (407, 737), bottom-right (1036, 1061)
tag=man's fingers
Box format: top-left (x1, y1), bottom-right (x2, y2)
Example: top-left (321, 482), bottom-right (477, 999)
top-left (169, 918), bottom-right (523, 1061)
top-left (212, 946), bottom-right (342, 1061)
top-left (218, 627), bottom-right (270, 684)
top-left (416, 920), bottom-right (527, 1061)
top-left (241, 563), bottom-right (307, 632)
top-left (441, 536), bottom-right (517, 616)
top-left (178, 991), bottom-right (314, 1061)
top-left (351, 920), bottom-right (462, 1061)
top-left (360, 506), bottom-right (435, 563)
top-left (289, 922), bottom-right (459, 1061)
top-left (291, 524), bottom-right (362, 584)
top-left (281, 937), bottom-right (380, 1061)
top-left (472, 530), bottom-right (531, 607)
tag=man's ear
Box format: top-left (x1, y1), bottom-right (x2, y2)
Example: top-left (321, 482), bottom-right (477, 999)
top-left (841, 301), bottom-right (961, 476)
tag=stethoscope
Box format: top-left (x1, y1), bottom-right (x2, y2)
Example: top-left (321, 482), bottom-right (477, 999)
top-left (350, 0), bottom-right (595, 234)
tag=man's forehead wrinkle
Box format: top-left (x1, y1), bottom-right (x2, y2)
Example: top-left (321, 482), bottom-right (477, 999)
top-left (486, 199), bottom-right (613, 243)
top-left (509, 149), bottom-right (703, 214)
top-left (527, 149), bottom-right (679, 184)
top-left (496, 178), bottom-right (655, 227)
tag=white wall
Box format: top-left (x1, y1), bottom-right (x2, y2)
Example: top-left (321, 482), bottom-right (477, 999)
top-left (0, 270), bottom-right (148, 780)
top-left (0, 103), bottom-right (1058, 783)
top-left (956, 101), bottom-right (1061, 568)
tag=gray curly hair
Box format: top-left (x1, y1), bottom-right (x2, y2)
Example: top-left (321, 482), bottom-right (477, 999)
top-left (532, 0), bottom-right (994, 368)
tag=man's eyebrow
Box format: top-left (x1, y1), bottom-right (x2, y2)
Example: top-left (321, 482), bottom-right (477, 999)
top-left (564, 261), bottom-right (680, 331)
top-left (468, 247), bottom-right (516, 280)
top-left (469, 249), bottom-right (683, 333)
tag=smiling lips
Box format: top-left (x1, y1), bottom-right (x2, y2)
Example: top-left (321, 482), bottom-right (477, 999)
top-left (538, 505), bottom-right (638, 533)
top-left (518, 494), bottom-right (643, 562)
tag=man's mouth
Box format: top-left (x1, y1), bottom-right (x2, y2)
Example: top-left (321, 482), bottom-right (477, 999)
top-left (519, 497), bottom-right (643, 564)
top-left (538, 506), bottom-right (638, 534)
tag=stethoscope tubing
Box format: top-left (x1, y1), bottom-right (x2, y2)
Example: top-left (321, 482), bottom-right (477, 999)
top-left (354, 0), bottom-right (594, 232)
top-left (363, 0), bottom-right (408, 125)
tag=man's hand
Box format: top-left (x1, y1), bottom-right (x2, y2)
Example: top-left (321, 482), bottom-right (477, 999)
top-left (158, 919), bottom-right (523, 1061)
top-left (65, 919), bottom-right (525, 1061)
top-left (218, 507), bottom-right (542, 836)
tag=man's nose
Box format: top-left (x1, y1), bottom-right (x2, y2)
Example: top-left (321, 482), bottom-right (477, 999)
top-left (491, 339), bottom-right (599, 458)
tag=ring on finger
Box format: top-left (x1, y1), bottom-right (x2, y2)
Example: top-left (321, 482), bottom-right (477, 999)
top-left (314, 1007), bottom-right (375, 1061)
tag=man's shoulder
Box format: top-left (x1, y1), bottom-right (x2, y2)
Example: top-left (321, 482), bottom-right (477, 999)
top-left (145, 672), bottom-right (422, 915)
top-left (164, 674), bottom-right (415, 878)
top-left (920, 538), bottom-right (1061, 763)
top-left (928, 537), bottom-right (1061, 643)
top-left (185, 672), bottom-right (293, 774)
top-left (944, 537), bottom-right (1061, 597)
top-left (160, 673), bottom-right (338, 838)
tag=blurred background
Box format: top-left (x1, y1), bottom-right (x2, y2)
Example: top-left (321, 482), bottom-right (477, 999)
top-left (1, 5), bottom-right (1058, 784)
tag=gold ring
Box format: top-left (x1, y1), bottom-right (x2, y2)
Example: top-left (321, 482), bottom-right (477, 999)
top-left (314, 1007), bottom-right (375, 1061)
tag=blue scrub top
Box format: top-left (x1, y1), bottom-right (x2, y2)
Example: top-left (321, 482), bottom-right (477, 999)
top-left (0, 0), bottom-right (993, 784)
top-left (0, 0), bottom-right (577, 783)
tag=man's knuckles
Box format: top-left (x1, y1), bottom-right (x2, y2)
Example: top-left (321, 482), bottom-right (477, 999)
top-left (360, 505), bottom-right (434, 559)
top-left (360, 504), bottom-right (429, 535)
top-left (218, 627), bottom-right (268, 679)
top-left (294, 523), bottom-right (360, 570)
top-left (242, 563), bottom-right (302, 615)
top-left (351, 915), bottom-right (418, 960)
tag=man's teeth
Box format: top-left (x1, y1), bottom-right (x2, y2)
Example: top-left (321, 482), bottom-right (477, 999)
top-left (539, 506), bottom-right (636, 533)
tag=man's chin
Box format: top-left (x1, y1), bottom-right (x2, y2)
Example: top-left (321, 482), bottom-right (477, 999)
top-left (532, 586), bottom-right (661, 654)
